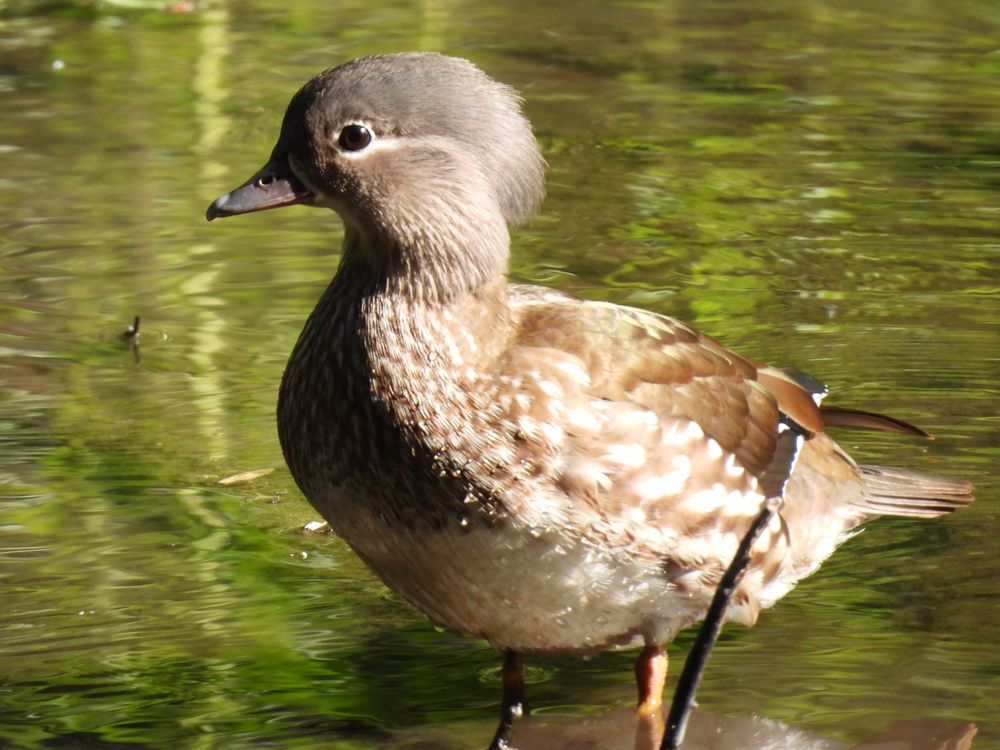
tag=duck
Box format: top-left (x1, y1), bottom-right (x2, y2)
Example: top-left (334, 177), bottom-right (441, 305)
top-left (206, 52), bottom-right (973, 748)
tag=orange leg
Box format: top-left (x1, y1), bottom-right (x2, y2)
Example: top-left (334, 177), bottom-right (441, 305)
top-left (634, 645), bottom-right (667, 750)
top-left (635, 644), bottom-right (668, 714)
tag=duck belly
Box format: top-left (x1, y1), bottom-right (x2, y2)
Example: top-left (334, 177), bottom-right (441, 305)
top-left (321, 500), bottom-right (725, 653)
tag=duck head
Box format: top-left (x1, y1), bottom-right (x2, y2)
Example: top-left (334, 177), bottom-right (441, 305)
top-left (207, 53), bottom-right (545, 294)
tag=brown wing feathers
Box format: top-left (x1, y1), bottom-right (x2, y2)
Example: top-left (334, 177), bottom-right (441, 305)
top-left (748, 360), bottom-right (971, 515)
top-left (511, 292), bottom-right (972, 518)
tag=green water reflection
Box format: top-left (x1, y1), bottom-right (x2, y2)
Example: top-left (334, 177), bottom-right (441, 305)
top-left (1, 0), bottom-right (997, 748)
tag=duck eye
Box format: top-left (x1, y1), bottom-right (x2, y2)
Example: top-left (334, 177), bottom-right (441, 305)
top-left (338, 124), bottom-right (372, 151)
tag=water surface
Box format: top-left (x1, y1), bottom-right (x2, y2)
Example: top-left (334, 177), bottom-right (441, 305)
top-left (1, 1), bottom-right (997, 748)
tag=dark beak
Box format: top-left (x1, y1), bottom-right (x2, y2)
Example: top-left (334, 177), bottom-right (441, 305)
top-left (206, 155), bottom-right (314, 221)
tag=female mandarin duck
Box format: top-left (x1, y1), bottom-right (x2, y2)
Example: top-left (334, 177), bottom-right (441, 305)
top-left (207, 53), bottom-right (972, 748)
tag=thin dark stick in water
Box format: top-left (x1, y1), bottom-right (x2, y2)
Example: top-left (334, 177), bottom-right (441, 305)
top-left (122, 315), bottom-right (141, 363)
top-left (660, 496), bottom-right (781, 749)
top-left (123, 316), bottom-right (141, 341)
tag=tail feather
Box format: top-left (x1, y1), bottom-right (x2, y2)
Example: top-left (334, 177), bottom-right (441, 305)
top-left (821, 405), bottom-right (933, 439)
top-left (858, 465), bottom-right (974, 518)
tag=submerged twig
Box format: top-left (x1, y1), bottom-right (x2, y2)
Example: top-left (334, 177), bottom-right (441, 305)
top-left (122, 315), bottom-right (141, 341)
top-left (122, 315), bottom-right (141, 363)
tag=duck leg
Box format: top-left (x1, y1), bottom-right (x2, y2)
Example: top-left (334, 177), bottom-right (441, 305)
top-left (487, 649), bottom-right (529, 750)
top-left (634, 645), bottom-right (667, 750)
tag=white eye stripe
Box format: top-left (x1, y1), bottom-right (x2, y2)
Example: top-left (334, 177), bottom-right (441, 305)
top-left (335, 131), bottom-right (410, 159)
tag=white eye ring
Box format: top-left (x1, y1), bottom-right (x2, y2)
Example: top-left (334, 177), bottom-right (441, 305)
top-left (338, 124), bottom-right (373, 151)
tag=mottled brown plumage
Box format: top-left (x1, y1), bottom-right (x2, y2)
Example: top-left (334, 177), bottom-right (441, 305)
top-left (207, 52), bottom-right (972, 740)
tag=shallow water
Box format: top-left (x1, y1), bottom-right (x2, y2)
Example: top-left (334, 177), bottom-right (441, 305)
top-left (1, 1), bottom-right (998, 748)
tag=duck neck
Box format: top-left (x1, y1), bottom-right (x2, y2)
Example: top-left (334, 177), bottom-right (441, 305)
top-left (330, 222), bottom-right (513, 373)
top-left (280, 213), bottom-right (514, 434)
top-left (342, 193), bottom-right (511, 306)
top-left (277, 223), bottom-right (512, 517)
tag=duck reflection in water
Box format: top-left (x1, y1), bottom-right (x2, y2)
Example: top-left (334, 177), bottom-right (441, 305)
top-left (507, 710), bottom-right (977, 750)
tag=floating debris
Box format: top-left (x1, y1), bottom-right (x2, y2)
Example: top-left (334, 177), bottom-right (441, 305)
top-left (218, 468), bottom-right (274, 486)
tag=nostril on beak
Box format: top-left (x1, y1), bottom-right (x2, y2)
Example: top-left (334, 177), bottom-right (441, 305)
top-left (256, 174), bottom-right (276, 188)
